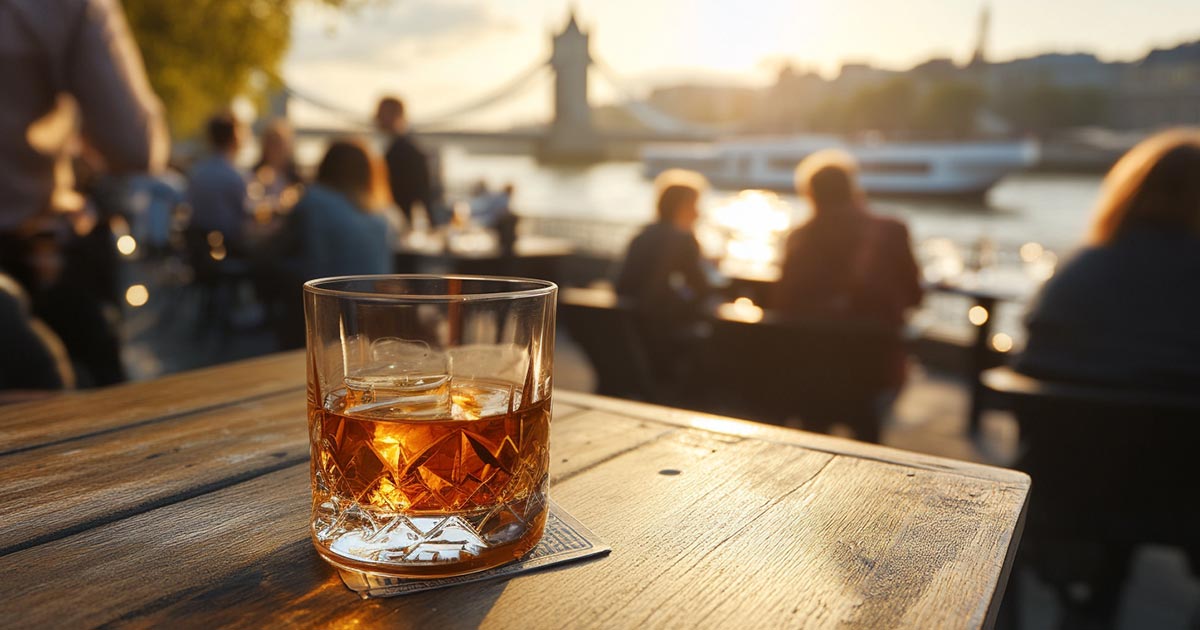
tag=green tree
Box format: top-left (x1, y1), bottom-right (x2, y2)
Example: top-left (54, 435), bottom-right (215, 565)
top-left (122, 0), bottom-right (364, 139)
top-left (913, 81), bottom-right (987, 139)
top-left (995, 84), bottom-right (1109, 135)
top-left (841, 78), bottom-right (917, 135)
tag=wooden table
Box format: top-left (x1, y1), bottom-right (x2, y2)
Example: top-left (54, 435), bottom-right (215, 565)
top-left (0, 352), bottom-right (1029, 629)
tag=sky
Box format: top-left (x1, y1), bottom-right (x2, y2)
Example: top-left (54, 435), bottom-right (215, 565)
top-left (283, 0), bottom-right (1200, 129)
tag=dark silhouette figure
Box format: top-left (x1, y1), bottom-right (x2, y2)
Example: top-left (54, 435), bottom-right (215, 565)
top-left (1006, 129), bottom-right (1200, 628)
top-left (1017, 129), bottom-right (1200, 390)
top-left (616, 179), bottom-right (710, 322)
top-left (774, 150), bottom-right (922, 386)
top-left (0, 273), bottom-right (72, 394)
top-left (616, 173), bottom-right (711, 389)
top-left (375, 96), bottom-right (432, 225)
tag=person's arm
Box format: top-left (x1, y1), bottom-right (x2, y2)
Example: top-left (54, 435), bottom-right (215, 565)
top-left (66, 0), bottom-right (168, 173)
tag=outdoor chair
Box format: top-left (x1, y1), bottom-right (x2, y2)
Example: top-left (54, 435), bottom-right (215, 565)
top-left (694, 314), bottom-right (900, 442)
top-left (981, 366), bottom-right (1200, 624)
top-left (558, 287), bottom-right (658, 401)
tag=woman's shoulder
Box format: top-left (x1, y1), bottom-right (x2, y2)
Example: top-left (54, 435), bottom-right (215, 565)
top-left (867, 214), bottom-right (911, 238)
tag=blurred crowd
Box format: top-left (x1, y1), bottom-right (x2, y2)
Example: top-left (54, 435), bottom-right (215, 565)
top-left (3, 0), bottom-right (1199, 408)
top-left (0, 0), bottom-right (522, 394)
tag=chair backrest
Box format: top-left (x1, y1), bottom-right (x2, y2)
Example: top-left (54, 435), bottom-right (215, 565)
top-left (698, 314), bottom-right (899, 432)
top-left (558, 287), bottom-right (657, 400)
top-left (982, 366), bottom-right (1200, 545)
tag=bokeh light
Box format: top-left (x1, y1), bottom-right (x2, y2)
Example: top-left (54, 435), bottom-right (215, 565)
top-left (968, 305), bottom-right (989, 326)
top-left (125, 284), bottom-right (149, 307)
top-left (992, 333), bottom-right (1014, 353)
top-left (116, 235), bottom-right (137, 256)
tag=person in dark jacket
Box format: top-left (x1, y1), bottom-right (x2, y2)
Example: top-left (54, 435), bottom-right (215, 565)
top-left (375, 96), bottom-right (432, 226)
top-left (616, 171), bottom-right (712, 388)
top-left (616, 172), bottom-right (711, 321)
top-left (774, 150), bottom-right (922, 387)
top-left (260, 138), bottom-right (393, 348)
top-left (1016, 129), bottom-right (1200, 391)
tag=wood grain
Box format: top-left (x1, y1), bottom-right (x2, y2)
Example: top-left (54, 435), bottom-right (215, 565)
top-left (556, 390), bottom-right (1028, 484)
top-left (0, 405), bottom-right (679, 628)
top-left (0, 351), bottom-right (305, 455)
top-left (0, 391), bottom-right (308, 555)
top-left (0, 393), bottom-right (610, 556)
top-left (52, 428), bottom-right (1022, 630)
top-left (0, 355), bottom-right (1029, 630)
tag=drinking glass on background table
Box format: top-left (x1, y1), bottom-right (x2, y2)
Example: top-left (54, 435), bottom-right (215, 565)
top-left (304, 275), bottom-right (557, 578)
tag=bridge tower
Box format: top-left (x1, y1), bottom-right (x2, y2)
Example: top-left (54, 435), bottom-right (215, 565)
top-left (540, 11), bottom-right (604, 162)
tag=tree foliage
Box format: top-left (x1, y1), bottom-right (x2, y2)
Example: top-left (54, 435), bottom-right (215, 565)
top-left (122, 0), bottom-right (365, 139)
top-left (805, 78), bottom-right (985, 139)
top-left (913, 81), bottom-right (987, 139)
top-left (843, 78), bottom-right (917, 135)
top-left (995, 84), bottom-right (1109, 135)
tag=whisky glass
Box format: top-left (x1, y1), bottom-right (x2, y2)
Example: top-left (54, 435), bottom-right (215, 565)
top-left (304, 275), bottom-right (556, 578)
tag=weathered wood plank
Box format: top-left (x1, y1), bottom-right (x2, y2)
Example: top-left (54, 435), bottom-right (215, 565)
top-left (0, 466), bottom-right (314, 629)
top-left (549, 410), bottom-right (679, 484)
top-left (0, 351), bottom-right (305, 455)
top-left (0, 406), bottom-right (677, 628)
top-left (0, 355), bottom-right (1028, 629)
top-left (60, 427), bottom-right (1018, 630)
top-left (0, 391), bottom-right (308, 555)
top-left (626, 455), bottom-right (1027, 629)
top-left (551, 400), bottom-right (587, 420)
top-left (556, 389), bottom-right (1030, 484)
top-left (0, 394), bottom-right (647, 557)
top-left (96, 430), bottom-right (836, 629)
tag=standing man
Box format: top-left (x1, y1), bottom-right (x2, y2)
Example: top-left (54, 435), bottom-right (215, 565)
top-left (0, 0), bottom-right (168, 387)
top-left (375, 96), bottom-right (433, 226)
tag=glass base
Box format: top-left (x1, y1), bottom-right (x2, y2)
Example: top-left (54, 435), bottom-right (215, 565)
top-left (313, 507), bottom-right (547, 579)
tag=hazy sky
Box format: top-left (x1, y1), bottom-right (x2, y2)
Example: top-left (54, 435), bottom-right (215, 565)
top-left (283, 0), bottom-right (1200, 128)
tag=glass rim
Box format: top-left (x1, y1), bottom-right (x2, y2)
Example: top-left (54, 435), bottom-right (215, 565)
top-left (303, 274), bottom-right (558, 302)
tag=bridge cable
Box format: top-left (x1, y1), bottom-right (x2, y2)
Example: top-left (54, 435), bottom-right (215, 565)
top-left (591, 56), bottom-right (730, 136)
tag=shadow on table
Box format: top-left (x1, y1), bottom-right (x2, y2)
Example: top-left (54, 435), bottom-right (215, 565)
top-left (109, 538), bottom-right (511, 626)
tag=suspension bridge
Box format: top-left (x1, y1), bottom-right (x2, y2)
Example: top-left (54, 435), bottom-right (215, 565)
top-left (284, 13), bottom-right (717, 162)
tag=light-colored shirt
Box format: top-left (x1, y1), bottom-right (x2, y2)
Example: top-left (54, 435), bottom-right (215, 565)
top-left (0, 0), bottom-right (167, 230)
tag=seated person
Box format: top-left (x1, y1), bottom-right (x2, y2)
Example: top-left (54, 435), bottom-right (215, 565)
top-left (252, 118), bottom-right (302, 197)
top-left (615, 170), bottom-right (711, 388)
top-left (1016, 129), bottom-right (1200, 391)
top-left (616, 170), bottom-right (711, 321)
top-left (0, 272), bottom-right (73, 396)
top-left (259, 138), bottom-right (394, 348)
top-left (774, 150), bottom-right (922, 386)
top-left (187, 112), bottom-right (249, 249)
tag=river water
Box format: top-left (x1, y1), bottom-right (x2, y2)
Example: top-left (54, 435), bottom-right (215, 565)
top-left (296, 140), bottom-right (1106, 348)
top-left (436, 145), bottom-right (1100, 252)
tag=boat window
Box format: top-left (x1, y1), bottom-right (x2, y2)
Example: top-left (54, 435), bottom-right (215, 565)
top-left (766, 158), bottom-right (931, 175)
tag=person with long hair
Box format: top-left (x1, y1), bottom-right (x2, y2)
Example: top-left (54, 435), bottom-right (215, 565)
top-left (774, 150), bottom-right (922, 385)
top-left (259, 138), bottom-right (393, 348)
top-left (1016, 128), bottom-right (1200, 389)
